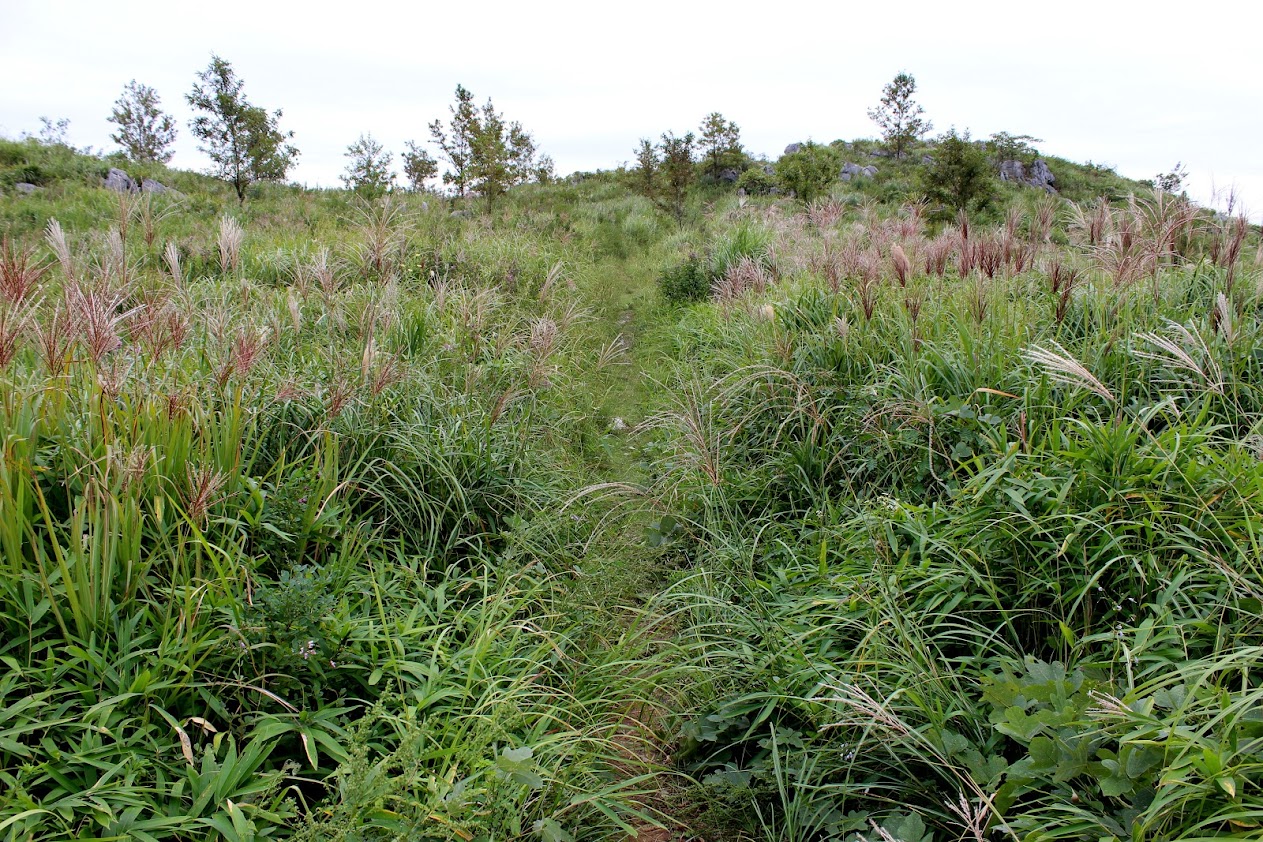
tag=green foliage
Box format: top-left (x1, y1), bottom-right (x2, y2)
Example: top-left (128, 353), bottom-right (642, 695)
top-left (109, 80), bottom-right (178, 164)
top-left (735, 165), bottom-right (775, 195)
top-left (634, 131), bottom-right (696, 222)
top-left (922, 128), bottom-right (995, 214)
top-left (987, 131), bottom-right (1042, 166)
top-left (658, 253), bottom-right (709, 303)
top-left (429, 84), bottom-right (478, 197)
top-left (775, 141), bottom-right (839, 203)
top-left (698, 112), bottom-right (742, 180)
top-left (868, 71), bottom-right (933, 159)
top-left (428, 85), bottom-right (544, 210)
top-left (340, 133), bottom-right (394, 197)
top-left (400, 140), bottom-right (438, 192)
top-left (186, 55), bottom-right (298, 203)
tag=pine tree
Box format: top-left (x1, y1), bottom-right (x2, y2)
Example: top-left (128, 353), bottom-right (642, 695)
top-left (401, 141), bottom-right (438, 192)
top-left (341, 133), bottom-right (394, 197)
top-left (429, 85), bottom-right (479, 198)
top-left (109, 81), bottom-right (177, 163)
top-left (867, 72), bottom-right (932, 159)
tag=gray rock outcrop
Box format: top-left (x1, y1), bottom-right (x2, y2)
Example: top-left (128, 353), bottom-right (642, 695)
top-left (999, 158), bottom-right (1057, 192)
top-left (141, 178), bottom-right (173, 194)
top-left (103, 167), bottom-right (138, 193)
top-left (15, 182), bottom-right (38, 195)
top-left (783, 143), bottom-right (802, 155)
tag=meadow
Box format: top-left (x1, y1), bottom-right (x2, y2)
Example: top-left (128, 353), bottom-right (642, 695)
top-left (1, 134), bottom-right (1262, 841)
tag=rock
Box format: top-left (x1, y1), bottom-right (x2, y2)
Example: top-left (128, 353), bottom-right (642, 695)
top-left (141, 178), bottom-right (172, 194)
top-left (718, 168), bottom-right (740, 184)
top-left (840, 173), bottom-right (852, 183)
top-left (421, 201), bottom-right (430, 211)
top-left (869, 149), bottom-right (890, 158)
top-left (861, 165), bottom-right (879, 178)
top-left (610, 417), bottom-right (628, 432)
top-left (1029, 158), bottom-right (1056, 190)
top-left (103, 167), bottom-right (138, 193)
top-left (921, 155), bottom-right (934, 165)
top-left (762, 164), bottom-right (776, 176)
top-left (999, 158), bottom-right (1057, 192)
top-left (450, 210), bottom-right (469, 219)
top-left (841, 162), bottom-right (862, 176)
top-left (998, 160), bottom-right (1026, 183)
top-left (15, 182), bottom-right (38, 195)
top-left (783, 143), bottom-right (802, 155)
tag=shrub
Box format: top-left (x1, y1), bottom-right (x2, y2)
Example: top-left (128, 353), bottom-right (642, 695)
top-left (735, 166), bottom-right (776, 195)
top-left (659, 253), bottom-right (710, 303)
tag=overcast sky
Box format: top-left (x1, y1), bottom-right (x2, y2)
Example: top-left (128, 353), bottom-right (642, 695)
top-left (2, 0), bottom-right (1259, 216)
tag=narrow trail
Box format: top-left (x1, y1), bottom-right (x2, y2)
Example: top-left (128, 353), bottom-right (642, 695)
top-left (575, 255), bottom-right (699, 840)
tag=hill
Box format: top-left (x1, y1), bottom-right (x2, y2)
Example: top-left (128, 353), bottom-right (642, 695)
top-left (1, 133), bottom-right (1262, 842)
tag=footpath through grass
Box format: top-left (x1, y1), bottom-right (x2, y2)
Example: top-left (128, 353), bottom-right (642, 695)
top-left (4, 147), bottom-right (1263, 842)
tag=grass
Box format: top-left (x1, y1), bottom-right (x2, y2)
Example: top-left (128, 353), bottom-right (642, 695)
top-left (1, 134), bottom-right (1261, 842)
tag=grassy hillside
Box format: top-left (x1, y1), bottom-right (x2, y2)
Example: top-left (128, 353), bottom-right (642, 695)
top-left (1, 135), bottom-right (1262, 842)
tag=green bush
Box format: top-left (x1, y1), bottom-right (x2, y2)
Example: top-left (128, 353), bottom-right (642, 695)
top-left (658, 253), bottom-right (710, 303)
top-left (735, 166), bottom-right (776, 195)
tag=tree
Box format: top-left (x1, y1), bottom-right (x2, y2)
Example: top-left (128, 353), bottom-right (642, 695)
top-left (428, 86), bottom-right (546, 209)
top-left (469, 98), bottom-right (542, 210)
top-left (867, 72), bottom-right (932, 159)
top-left (109, 80), bottom-right (177, 163)
top-left (776, 142), bottom-right (840, 203)
top-left (401, 141), bottom-right (438, 192)
top-left (1155, 161), bottom-right (1188, 194)
top-left (186, 55), bottom-right (298, 203)
top-left (341, 133), bottom-right (394, 197)
top-left (429, 85), bottom-right (478, 197)
top-left (698, 112), bottom-right (742, 179)
top-left (633, 132), bottom-right (695, 223)
top-left (986, 132), bottom-right (1042, 166)
top-left (922, 129), bottom-right (994, 215)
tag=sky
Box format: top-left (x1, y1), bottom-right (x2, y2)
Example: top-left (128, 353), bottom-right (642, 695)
top-left (2, 0), bottom-right (1260, 217)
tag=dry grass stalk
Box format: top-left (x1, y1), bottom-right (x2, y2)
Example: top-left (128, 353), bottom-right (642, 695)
top-left (1032, 194), bottom-right (1060, 243)
top-left (537, 260), bottom-right (565, 302)
top-left (44, 219), bottom-right (76, 282)
top-left (183, 464), bottom-right (228, 524)
top-left (806, 198), bottom-right (844, 231)
top-left (1211, 292), bottom-right (1235, 344)
top-left (218, 215), bottom-right (244, 276)
top-left (1134, 319), bottom-right (1223, 393)
top-left (66, 281), bottom-right (136, 366)
top-left (1024, 341), bottom-right (1115, 402)
top-left (164, 241), bottom-right (184, 288)
top-left (0, 235), bottom-right (49, 305)
top-left (34, 305), bottom-right (74, 376)
top-left (0, 298), bottom-right (38, 369)
top-left (923, 232), bottom-right (953, 277)
top-left (890, 243), bottom-right (911, 287)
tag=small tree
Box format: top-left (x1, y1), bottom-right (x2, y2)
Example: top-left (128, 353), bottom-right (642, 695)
top-left (341, 133), bottom-right (394, 197)
top-left (987, 132), bottom-right (1042, 166)
top-left (698, 112), bottom-right (742, 179)
top-left (922, 129), bottom-right (994, 215)
top-left (634, 132), bottom-right (695, 223)
top-left (1155, 162), bottom-right (1189, 194)
top-left (187, 55), bottom-right (297, 203)
top-left (429, 85), bottom-right (479, 198)
top-left (867, 72), bottom-right (932, 159)
top-left (776, 142), bottom-right (840, 203)
top-left (401, 141), bottom-right (438, 192)
top-left (109, 80), bottom-right (177, 163)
